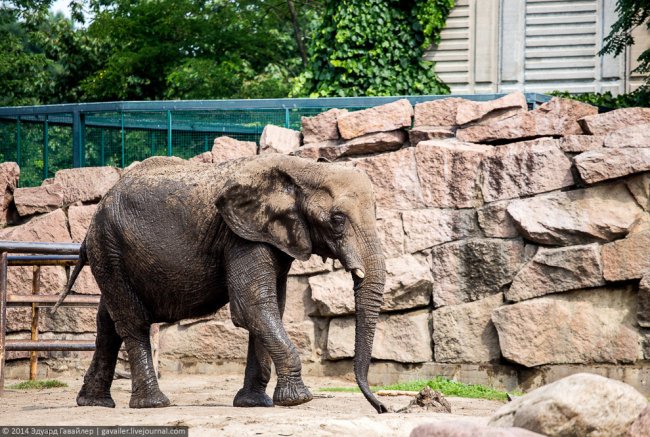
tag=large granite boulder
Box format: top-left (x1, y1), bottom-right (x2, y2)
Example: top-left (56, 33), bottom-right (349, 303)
top-left (402, 208), bottom-right (480, 253)
top-left (602, 228), bottom-right (650, 281)
top-left (506, 183), bottom-right (644, 245)
top-left (53, 167), bottom-right (121, 204)
top-left (354, 148), bottom-right (425, 210)
top-left (579, 107), bottom-right (650, 135)
top-left (455, 92), bottom-right (528, 125)
top-left (559, 135), bottom-right (604, 152)
top-left (492, 286), bottom-right (641, 367)
top-left (68, 204), bottom-right (98, 242)
top-left (477, 200), bottom-right (519, 238)
top-left (575, 148), bottom-right (650, 184)
top-left (414, 140), bottom-right (491, 208)
top-left (13, 183), bottom-right (65, 217)
top-left (489, 373), bottom-right (648, 437)
top-left (259, 125), bottom-right (301, 154)
top-left (0, 162), bottom-right (19, 226)
top-left (301, 108), bottom-right (347, 144)
top-left (326, 310), bottom-right (432, 363)
top-left (604, 123), bottom-right (650, 148)
top-left (626, 173), bottom-right (649, 211)
top-left (413, 97), bottom-right (465, 127)
top-left (627, 406), bottom-right (650, 437)
top-left (506, 244), bottom-right (605, 302)
top-left (430, 238), bottom-right (525, 307)
top-left (411, 422), bottom-right (545, 437)
top-left (432, 293), bottom-right (504, 363)
top-left (481, 138), bottom-right (574, 202)
top-left (337, 99), bottom-right (413, 139)
top-left (294, 130), bottom-right (406, 161)
top-left (211, 136), bottom-right (257, 163)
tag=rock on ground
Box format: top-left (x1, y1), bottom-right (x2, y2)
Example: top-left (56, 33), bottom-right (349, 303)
top-left (432, 293), bottom-right (503, 363)
top-left (492, 286), bottom-right (641, 367)
top-left (430, 238), bottom-right (525, 308)
top-left (411, 421), bottom-right (545, 437)
top-left (627, 405), bottom-right (650, 437)
top-left (489, 373), bottom-right (649, 437)
top-left (506, 244), bottom-right (605, 302)
top-left (506, 183), bottom-right (644, 245)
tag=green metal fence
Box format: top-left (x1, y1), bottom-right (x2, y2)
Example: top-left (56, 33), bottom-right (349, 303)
top-left (0, 94), bottom-right (550, 187)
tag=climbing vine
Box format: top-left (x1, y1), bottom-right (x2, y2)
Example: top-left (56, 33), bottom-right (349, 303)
top-left (296, 0), bottom-right (455, 97)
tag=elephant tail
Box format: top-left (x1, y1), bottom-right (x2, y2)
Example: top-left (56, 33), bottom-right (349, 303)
top-left (52, 240), bottom-right (88, 313)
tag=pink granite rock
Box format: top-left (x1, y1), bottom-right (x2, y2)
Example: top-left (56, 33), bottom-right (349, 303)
top-left (579, 107), bottom-right (650, 135)
top-left (338, 99), bottom-right (413, 139)
top-left (408, 126), bottom-right (455, 146)
top-left (68, 204), bottom-right (98, 242)
top-left (53, 167), bottom-right (121, 204)
top-left (293, 130), bottom-right (405, 161)
top-left (259, 125), bottom-right (301, 154)
top-left (0, 162), bottom-right (19, 226)
top-left (211, 136), bottom-right (257, 163)
top-left (13, 183), bottom-right (64, 216)
top-left (413, 97), bottom-right (465, 127)
top-left (301, 108), bottom-right (347, 144)
top-left (604, 123), bottom-right (650, 148)
top-left (559, 135), bottom-right (604, 152)
top-left (455, 92), bottom-right (528, 125)
top-left (602, 228), bottom-right (650, 282)
top-left (188, 151), bottom-right (213, 163)
top-left (575, 148), bottom-right (650, 184)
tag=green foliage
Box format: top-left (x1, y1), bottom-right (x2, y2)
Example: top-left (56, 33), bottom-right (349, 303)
top-left (9, 379), bottom-right (68, 389)
top-left (550, 87), bottom-right (650, 109)
top-left (320, 377), bottom-right (515, 401)
top-left (600, 0), bottom-right (650, 86)
top-left (297, 0), bottom-right (454, 97)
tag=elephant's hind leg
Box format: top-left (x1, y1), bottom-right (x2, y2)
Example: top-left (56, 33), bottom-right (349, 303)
top-left (77, 299), bottom-right (122, 407)
top-left (233, 335), bottom-right (273, 407)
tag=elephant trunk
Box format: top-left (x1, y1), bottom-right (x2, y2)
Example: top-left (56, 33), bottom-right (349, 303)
top-left (352, 239), bottom-right (388, 414)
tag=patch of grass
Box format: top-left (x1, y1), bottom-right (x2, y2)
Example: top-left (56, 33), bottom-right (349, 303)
top-left (320, 376), bottom-right (516, 401)
top-left (9, 379), bottom-right (68, 390)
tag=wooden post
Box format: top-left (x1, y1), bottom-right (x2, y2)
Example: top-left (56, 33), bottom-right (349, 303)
top-left (0, 252), bottom-right (8, 394)
top-left (30, 266), bottom-right (41, 380)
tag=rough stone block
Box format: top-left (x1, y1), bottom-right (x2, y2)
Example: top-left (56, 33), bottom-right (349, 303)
top-left (639, 274), bottom-right (650, 328)
top-left (579, 107), bottom-right (650, 135)
top-left (188, 151), bottom-right (213, 163)
top-left (575, 148), bottom-right (650, 184)
top-left (283, 276), bottom-right (317, 324)
top-left (413, 97), bottom-right (465, 127)
top-left (455, 91), bottom-right (528, 125)
top-left (481, 138), bottom-right (574, 202)
top-left (309, 253), bottom-right (432, 316)
top-left (408, 126), bottom-right (455, 146)
top-left (301, 108), bottom-right (347, 144)
top-left (338, 99), bottom-right (413, 140)
top-left (432, 293), bottom-right (504, 363)
top-left (0, 162), bottom-right (19, 226)
top-left (294, 130), bottom-right (406, 161)
top-left (376, 210), bottom-right (404, 258)
top-left (411, 422), bottom-right (545, 437)
top-left (492, 286), bottom-right (641, 367)
top-left (507, 183), bottom-right (644, 245)
top-left (68, 204), bottom-right (98, 243)
top-left (326, 310), bottom-right (432, 363)
top-left (415, 140), bottom-right (492, 208)
top-left (602, 229), bottom-right (650, 281)
top-left (354, 148), bottom-right (425, 210)
top-left (259, 125), bottom-right (301, 155)
top-left (430, 238), bottom-right (525, 308)
top-left (507, 244), bottom-right (605, 302)
top-left (626, 173), bottom-right (650, 211)
top-left (558, 134), bottom-right (604, 152)
top-left (477, 201), bottom-right (519, 238)
top-left (402, 208), bottom-right (479, 253)
top-left (604, 123), bottom-right (650, 148)
top-left (289, 255), bottom-right (333, 276)
top-left (13, 183), bottom-right (64, 217)
top-left (456, 97), bottom-right (597, 143)
top-left (53, 167), bottom-right (121, 204)
top-left (211, 136), bottom-right (258, 163)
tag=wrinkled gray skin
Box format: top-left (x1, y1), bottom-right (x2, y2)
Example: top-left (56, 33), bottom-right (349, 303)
top-left (57, 155), bottom-right (388, 413)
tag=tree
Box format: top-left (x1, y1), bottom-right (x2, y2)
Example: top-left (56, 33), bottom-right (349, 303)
top-left (296, 0), bottom-right (454, 97)
top-left (600, 0), bottom-right (650, 87)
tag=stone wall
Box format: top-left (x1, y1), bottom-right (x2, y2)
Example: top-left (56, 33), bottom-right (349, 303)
top-left (2, 93), bottom-right (649, 394)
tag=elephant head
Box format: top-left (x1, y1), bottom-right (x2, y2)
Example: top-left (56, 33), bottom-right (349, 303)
top-left (216, 155), bottom-right (388, 413)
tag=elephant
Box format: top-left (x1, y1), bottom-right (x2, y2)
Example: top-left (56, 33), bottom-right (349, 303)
top-left (55, 154), bottom-right (388, 414)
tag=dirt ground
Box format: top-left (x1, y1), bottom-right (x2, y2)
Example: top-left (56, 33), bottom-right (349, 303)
top-left (0, 373), bottom-right (505, 436)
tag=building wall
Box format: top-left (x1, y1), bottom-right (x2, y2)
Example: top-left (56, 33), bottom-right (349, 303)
top-left (425, 0), bottom-right (650, 94)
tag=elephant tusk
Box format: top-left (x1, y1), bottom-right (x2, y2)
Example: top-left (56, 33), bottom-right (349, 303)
top-left (352, 268), bottom-right (365, 279)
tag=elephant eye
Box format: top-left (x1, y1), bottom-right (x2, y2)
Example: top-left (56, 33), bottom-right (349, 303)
top-left (331, 213), bottom-right (346, 233)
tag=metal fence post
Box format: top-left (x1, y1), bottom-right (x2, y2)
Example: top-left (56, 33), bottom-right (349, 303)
top-left (72, 111), bottom-right (84, 168)
top-left (43, 117), bottom-right (49, 180)
top-left (120, 112), bottom-right (126, 168)
top-left (284, 107), bottom-right (290, 128)
top-left (166, 111), bottom-right (172, 157)
top-left (0, 252), bottom-right (8, 394)
top-left (16, 117), bottom-right (21, 168)
top-left (100, 130), bottom-right (105, 167)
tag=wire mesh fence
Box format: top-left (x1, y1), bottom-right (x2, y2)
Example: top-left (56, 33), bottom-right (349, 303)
top-left (0, 94), bottom-right (550, 187)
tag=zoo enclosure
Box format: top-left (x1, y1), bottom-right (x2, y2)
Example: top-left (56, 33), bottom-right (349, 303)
top-left (0, 94), bottom-right (550, 187)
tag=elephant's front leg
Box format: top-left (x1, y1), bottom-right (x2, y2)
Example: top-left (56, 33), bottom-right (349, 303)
top-left (227, 241), bottom-right (312, 407)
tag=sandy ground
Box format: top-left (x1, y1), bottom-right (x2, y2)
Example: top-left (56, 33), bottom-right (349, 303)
top-left (0, 374), bottom-right (505, 436)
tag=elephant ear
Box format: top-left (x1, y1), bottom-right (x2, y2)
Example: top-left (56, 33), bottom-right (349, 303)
top-left (216, 167), bottom-right (312, 261)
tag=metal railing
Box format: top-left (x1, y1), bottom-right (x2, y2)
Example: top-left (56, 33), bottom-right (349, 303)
top-left (0, 241), bottom-right (99, 394)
